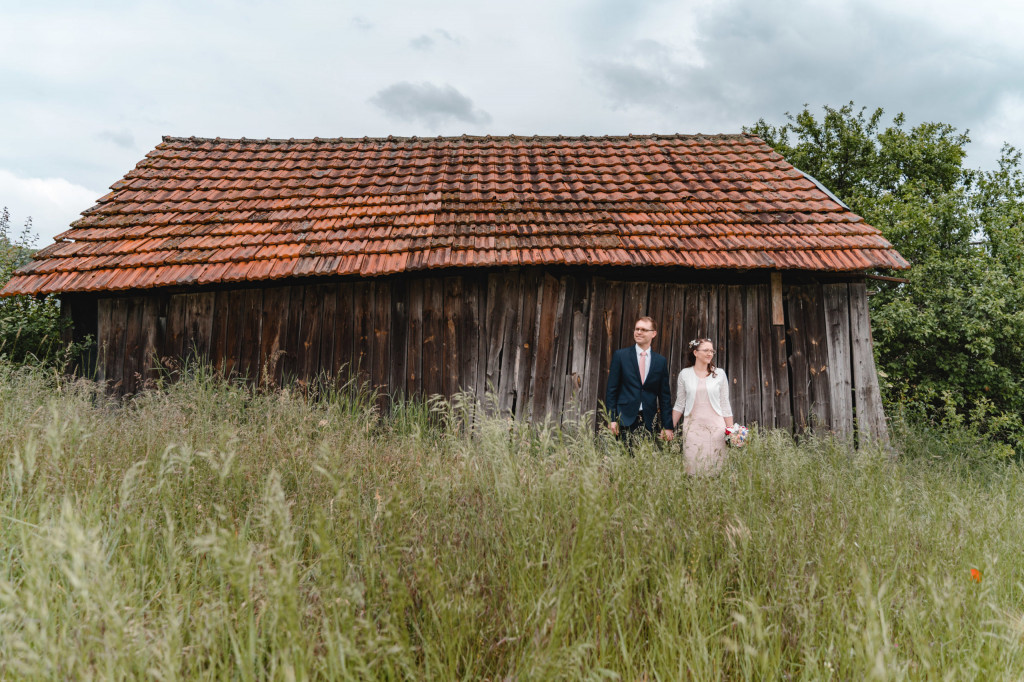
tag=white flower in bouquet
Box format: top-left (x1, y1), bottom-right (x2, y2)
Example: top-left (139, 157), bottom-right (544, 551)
top-left (725, 424), bottom-right (749, 448)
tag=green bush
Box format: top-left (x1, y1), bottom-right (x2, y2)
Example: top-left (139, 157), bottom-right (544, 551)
top-left (749, 105), bottom-right (1024, 455)
top-left (0, 207), bottom-right (75, 366)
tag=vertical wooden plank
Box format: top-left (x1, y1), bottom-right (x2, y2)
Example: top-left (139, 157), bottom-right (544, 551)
top-left (771, 272), bottom-right (785, 325)
top-left (620, 281), bottom-right (649, 348)
top-left (300, 283), bottom-right (326, 382)
top-left (756, 284), bottom-right (779, 428)
top-left (683, 282), bottom-right (700, 345)
top-left (139, 296), bottom-right (161, 388)
top-left (646, 284), bottom-right (670, 375)
top-left (772, 299), bottom-right (793, 432)
top-left (461, 274), bottom-right (484, 406)
top-left (706, 284), bottom-right (720, 348)
top-left (596, 279), bottom-right (625, 421)
top-left (494, 273), bottom-right (521, 414)
top-left (716, 284), bottom-right (729, 362)
top-left (690, 283), bottom-right (709, 341)
top-left (278, 285), bottom-right (304, 385)
top-left (824, 283), bottom-right (855, 439)
top-left (725, 285), bottom-right (745, 425)
top-left (95, 299), bottom-right (112, 386)
top-left (121, 298), bottom-right (143, 395)
top-left (741, 285), bottom-right (761, 427)
top-left (352, 281), bottom-right (372, 389)
top-left (222, 289), bottom-right (247, 379)
top-left (804, 283), bottom-right (831, 431)
top-left (422, 278), bottom-right (444, 397)
top-left (296, 278), bottom-right (319, 378)
top-left (333, 283), bottom-right (355, 385)
top-left (514, 270), bottom-right (542, 420)
top-left (406, 278), bottom-right (424, 397)
top-left (786, 284), bottom-right (811, 434)
top-left (482, 273), bottom-right (502, 403)
top-left (442, 277), bottom-right (462, 398)
top-left (580, 276), bottom-right (606, 429)
top-left (166, 294), bottom-right (187, 364)
top-left (370, 281), bottom-right (390, 406)
top-left (849, 282), bottom-right (889, 446)
top-left (179, 294), bottom-right (197, 362)
top-left (389, 278), bottom-right (408, 399)
top-left (210, 290), bottom-right (231, 376)
top-left (184, 292), bottom-right (215, 363)
top-left (107, 298), bottom-right (129, 394)
top-left (318, 283), bottom-right (338, 383)
top-left (565, 275), bottom-right (591, 425)
top-left (663, 284), bottom-right (687, 383)
top-left (531, 273), bottom-right (561, 420)
top-left (549, 275), bottom-right (575, 420)
top-left (259, 287), bottom-right (289, 388)
top-left (237, 288), bottom-right (264, 385)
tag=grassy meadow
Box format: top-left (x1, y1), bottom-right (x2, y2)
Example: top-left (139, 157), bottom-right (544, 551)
top-left (1, 362), bottom-right (1023, 680)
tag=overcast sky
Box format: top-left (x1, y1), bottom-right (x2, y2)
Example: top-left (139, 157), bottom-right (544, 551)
top-left (3, 0), bottom-right (1023, 244)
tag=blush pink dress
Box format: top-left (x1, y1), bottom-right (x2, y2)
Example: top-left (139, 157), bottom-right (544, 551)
top-left (682, 376), bottom-right (728, 475)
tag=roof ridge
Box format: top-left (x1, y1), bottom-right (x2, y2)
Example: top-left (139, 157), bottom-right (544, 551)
top-left (160, 133), bottom-right (762, 145)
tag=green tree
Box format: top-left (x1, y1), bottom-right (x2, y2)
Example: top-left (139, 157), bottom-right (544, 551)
top-left (749, 104), bottom-right (1024, 453)
top-left (0, 207), bottom-right (72, 365)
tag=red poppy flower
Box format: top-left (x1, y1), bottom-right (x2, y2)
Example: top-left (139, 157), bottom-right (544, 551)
top-left (970, 568), bottom-right (982, 582)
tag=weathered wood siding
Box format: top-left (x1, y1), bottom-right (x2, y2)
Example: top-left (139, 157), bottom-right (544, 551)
top-left (81, 269), bottom-right (888, 443)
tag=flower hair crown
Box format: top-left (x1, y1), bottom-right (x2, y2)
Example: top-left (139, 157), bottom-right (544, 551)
top-left (687, 339), bottom-right (701, 349)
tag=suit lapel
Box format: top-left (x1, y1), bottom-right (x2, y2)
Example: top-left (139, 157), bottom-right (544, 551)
top-left (628, 348), bottom-right (642, 385)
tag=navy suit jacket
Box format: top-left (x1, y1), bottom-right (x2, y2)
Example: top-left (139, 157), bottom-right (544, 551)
top-left (605, 346), bottom-right (674, 430)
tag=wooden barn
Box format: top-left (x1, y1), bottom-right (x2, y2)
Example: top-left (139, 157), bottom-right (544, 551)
top-left (1, 134), bottom-right (908, 441)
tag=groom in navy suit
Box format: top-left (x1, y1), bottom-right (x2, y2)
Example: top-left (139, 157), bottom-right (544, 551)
top-left (605, 316), bottom-right (675, 443)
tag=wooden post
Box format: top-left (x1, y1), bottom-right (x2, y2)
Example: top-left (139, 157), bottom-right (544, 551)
top-left (849, 282), bottom-right (889, 447)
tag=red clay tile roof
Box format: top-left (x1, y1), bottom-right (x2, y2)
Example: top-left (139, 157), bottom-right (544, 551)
top-left (2, 134), bottom-right (908, 296)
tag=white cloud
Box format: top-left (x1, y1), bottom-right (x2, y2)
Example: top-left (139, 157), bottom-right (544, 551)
top-left (972, 93), bottom-right (1024, 169)
top-left (0, 171), bottom-right (101, 245)
top-left (370, 82), bottom-right (492, 128)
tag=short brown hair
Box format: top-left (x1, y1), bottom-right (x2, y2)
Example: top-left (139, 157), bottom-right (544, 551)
top-left (636, 316), bottom-right (657, 331)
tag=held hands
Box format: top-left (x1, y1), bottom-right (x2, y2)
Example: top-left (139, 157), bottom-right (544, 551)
top-left (606, 421), bottom-right (673, 441)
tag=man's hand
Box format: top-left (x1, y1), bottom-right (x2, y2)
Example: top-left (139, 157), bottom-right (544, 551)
top-left (661, 429), bottom-right (674, 442)
top-left (608, 421), bottom-right (620, 435)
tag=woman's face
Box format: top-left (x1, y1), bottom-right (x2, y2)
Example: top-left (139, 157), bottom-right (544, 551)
top-left (694, 343), bottom-right (715, 361)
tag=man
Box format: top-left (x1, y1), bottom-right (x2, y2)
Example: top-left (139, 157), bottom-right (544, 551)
top-left (605, 316), bottom-right (674, 443)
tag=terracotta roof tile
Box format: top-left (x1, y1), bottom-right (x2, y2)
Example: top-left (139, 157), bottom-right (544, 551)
top-left (3, 134), bottom-right (908, 296)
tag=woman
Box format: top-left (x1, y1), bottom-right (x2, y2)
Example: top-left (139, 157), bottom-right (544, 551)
top-left (672, 338), bottom-right (734, 475)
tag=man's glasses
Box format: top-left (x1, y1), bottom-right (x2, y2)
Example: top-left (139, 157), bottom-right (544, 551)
top-left (634, 327), bottom-right (654, 332)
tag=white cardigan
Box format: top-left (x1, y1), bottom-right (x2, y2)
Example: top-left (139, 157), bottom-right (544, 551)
top-left (672, 366), bottom-right (733, 418)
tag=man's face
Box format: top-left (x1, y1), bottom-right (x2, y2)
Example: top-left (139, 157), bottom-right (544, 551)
top-left (634, 321), bottom-right (656, 346)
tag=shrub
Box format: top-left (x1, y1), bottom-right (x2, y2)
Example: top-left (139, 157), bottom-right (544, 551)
top-left (0, 207), bottom-right (75, 366)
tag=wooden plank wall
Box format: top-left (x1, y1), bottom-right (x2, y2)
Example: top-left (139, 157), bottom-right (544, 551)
top-left (89, 271), bottom-right (888, 442)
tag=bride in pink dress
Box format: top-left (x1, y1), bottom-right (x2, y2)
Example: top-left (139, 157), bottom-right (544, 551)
top-left (671, 339), bottom-right (734, 475)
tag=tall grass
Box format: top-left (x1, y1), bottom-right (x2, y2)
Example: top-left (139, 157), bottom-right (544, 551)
top-left (1, 362), bottom-right (1023, 679)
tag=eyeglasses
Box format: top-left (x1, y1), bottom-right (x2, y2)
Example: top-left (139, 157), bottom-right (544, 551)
top-left (634, 327), bottom-right (655, 333)
top-left (696, 348), bottom-right (716, 355)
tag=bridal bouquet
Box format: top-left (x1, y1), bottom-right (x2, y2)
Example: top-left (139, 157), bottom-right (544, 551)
top-left (725, 424), bottom-right (749, 448)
